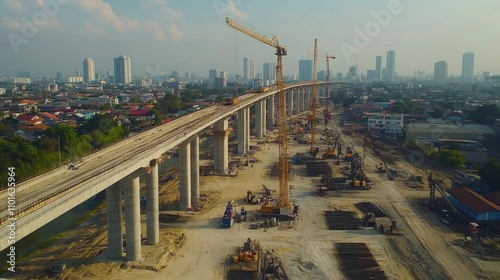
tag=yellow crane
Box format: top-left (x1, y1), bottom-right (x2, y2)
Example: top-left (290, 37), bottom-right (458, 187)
top-left (225, 18), bottom-right (292, 212)
top-left (309, 39), bottom-right (319, 155)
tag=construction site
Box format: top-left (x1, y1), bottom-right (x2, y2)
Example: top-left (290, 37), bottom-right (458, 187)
top-left (6, 18), bottom-right (500, 280)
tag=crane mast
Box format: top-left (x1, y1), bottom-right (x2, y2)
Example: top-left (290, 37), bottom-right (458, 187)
top-left (325, 53), bottom-right (335, 106)
top-left (225, 18), bottom-right (290, 209)
top-left (309, 39), bottom-right (318, 154)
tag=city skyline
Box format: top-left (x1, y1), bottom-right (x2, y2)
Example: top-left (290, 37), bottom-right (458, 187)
top-left (1, 1), bottom-right (500, 78)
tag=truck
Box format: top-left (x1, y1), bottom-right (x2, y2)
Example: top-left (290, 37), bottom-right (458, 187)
top-left (222, 94), bottom-right (237, 106)
top-left (221, 200), bottom-right (237, 228)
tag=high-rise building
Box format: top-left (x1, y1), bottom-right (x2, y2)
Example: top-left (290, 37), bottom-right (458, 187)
top-left (208, 69), bottom-right (218, 83)
top-left (349, 66), bottom-right (358, 78)
top-left (461, 52), bottom-right (475, 80)
top-left (375, 56), bottom-right (382, 80)
top-left (299, 59), bottom-right (313, 81)
top-left (172, 71), bottom-right (179, 80)
top-left (386, 50), bottom-right (395, 82)
top-left (113, 55), bottom-right (132, 84)
top-left (434, 61), bottom-right (448, 80)
top-left (83, 58), bottom-right (95, 83)
top-left (56, 72), bottom-right (62, 82)
top-left (243, 57), bottom-right (255, 81)
top-left (263, 62), bottom-right (276, 82)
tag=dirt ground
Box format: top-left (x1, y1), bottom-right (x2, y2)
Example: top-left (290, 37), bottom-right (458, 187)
top-left (7, 111), bottom-right (500, 280)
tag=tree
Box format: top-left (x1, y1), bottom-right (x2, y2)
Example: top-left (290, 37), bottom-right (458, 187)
top-left (78, 114), bottom-right (117, 135)
top-left (431, 150), bottom-right (465, 169)
top-left (429, 109), bottom-right (443, 119)
top-left (342, 97), bottom-right (356, 108)
top-left (469, 104), bottom-right (500, 125)
top-left (156, 94), bottom-right (180, 114)
top-left (478, 159), bottom-right (500, 191)
top-left (45, 124), bottom-right (79, 150)
top-left (151, 108), bottom-right (162, 125)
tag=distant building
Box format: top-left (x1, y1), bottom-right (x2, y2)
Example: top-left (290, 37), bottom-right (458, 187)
top-left (367, 70), bottom-right (377, 81)
top-left (461, 52), bottom-right (475, 80)
top-left (13, 78), bottom-right (31, 84)
top-left (367, 113), bottom-right (403, 135)
top-left (447, 187), bottom-right (500, 221)
top-left (434, 61), bottom-right (448, 80)
top-left (243, 57), bottom-right (255, 81)
top-left (299, 59), bottom-right (313, 81)
top-left (215, 77), bottom-right (227, 89)
top-left (114, 55), bottom-right (132, 84)
top-left (375, 56), bottom-right (382, 80)
top-left (386, 50), bottom-right (395, 82)
top-left (65, 76), bottom-right (83, 83)
top-left (208, 69), bottom-right (218, 84)
top-left (348, 66), bottom-right (358, 80)
top-left (83, 58), bottom-right (95, 83)
top-left (406, 123), bottom-right (493, 140)
top-left (263, 62), bottom-right (276, 83)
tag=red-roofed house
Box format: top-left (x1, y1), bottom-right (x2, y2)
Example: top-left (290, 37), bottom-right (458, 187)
top-left (39, 112), bottom-right (59, 125)
top-left (17, 114), bottom-right (41, 123)
top-left (129, 110), bottom-right (154, 123)
top-left (447, 187), bottom-right (500, 221)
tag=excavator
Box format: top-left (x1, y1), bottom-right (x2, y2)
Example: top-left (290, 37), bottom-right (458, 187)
top-left (322, 133), bottom-right (340, 159)
top-left (375, 147), bottom-right (396, 180)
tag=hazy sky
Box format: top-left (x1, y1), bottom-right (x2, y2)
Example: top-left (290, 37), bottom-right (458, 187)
top-left (1, 0), bottom-right (499, 78)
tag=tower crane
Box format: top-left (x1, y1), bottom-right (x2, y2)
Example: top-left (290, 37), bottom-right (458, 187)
top-left (225, 18), bottom-right (292, 213)
top-left (324, 52), bottom-right (335, 106)
top-left (309, 39), bottom-right (319, 155)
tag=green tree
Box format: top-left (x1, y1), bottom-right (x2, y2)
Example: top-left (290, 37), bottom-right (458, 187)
top-left (45, 124), bottom-right (79, 149)
top-left (151, 108), bottom-right (162, 125)
top-left (78, 114), bottom-right (116, 135)
top-left (156, 93), bottom-right (180, 114)
top-left (432, 150), bottom-right (465, 169)
top-left (429, 109), bottom-right (443, 119)
top-left (478, 159), bottom-right (500, 191)
top-left (469, 104), bottom-right (500, 125)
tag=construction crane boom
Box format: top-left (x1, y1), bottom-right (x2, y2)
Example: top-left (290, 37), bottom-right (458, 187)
top-left (225, 17), bottom-right (290, 209)
top-left (225, 18), bottom-right (287, 55)
top-left (309, 39), bottom-right (318, 154)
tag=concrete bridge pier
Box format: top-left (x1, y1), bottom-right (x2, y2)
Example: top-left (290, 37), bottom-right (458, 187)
top-left (262, 99), bottom-right (267, 136)
top-left (267, 96), bottom-right (275, 127)
top-left (293, 89), bottom-right (299, 115)
top-left (179, 140), bottom-right (191, 210)
top-left (213, 118), bottom-right (229, 175)
top-left (237, 108), bottom-right (248, 154)
top-left (305, 87), bottom-right (311, 111)
top-left (146, 160), bottom-right (159, 245)
top-left (124, 170), bottom-right (142, 261)
top-left (255, 100), bottom-right (264, 138)
top-left (190, 135), bottom-right (200, 203)
top-left (245, 108), bottom-right (250, 151)
top-left (106, 183), bottom-right (123, 259)
top-left (299, 88), bottom-right (305, 113)
top-left (287, 90), bottom-right (294, 116)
